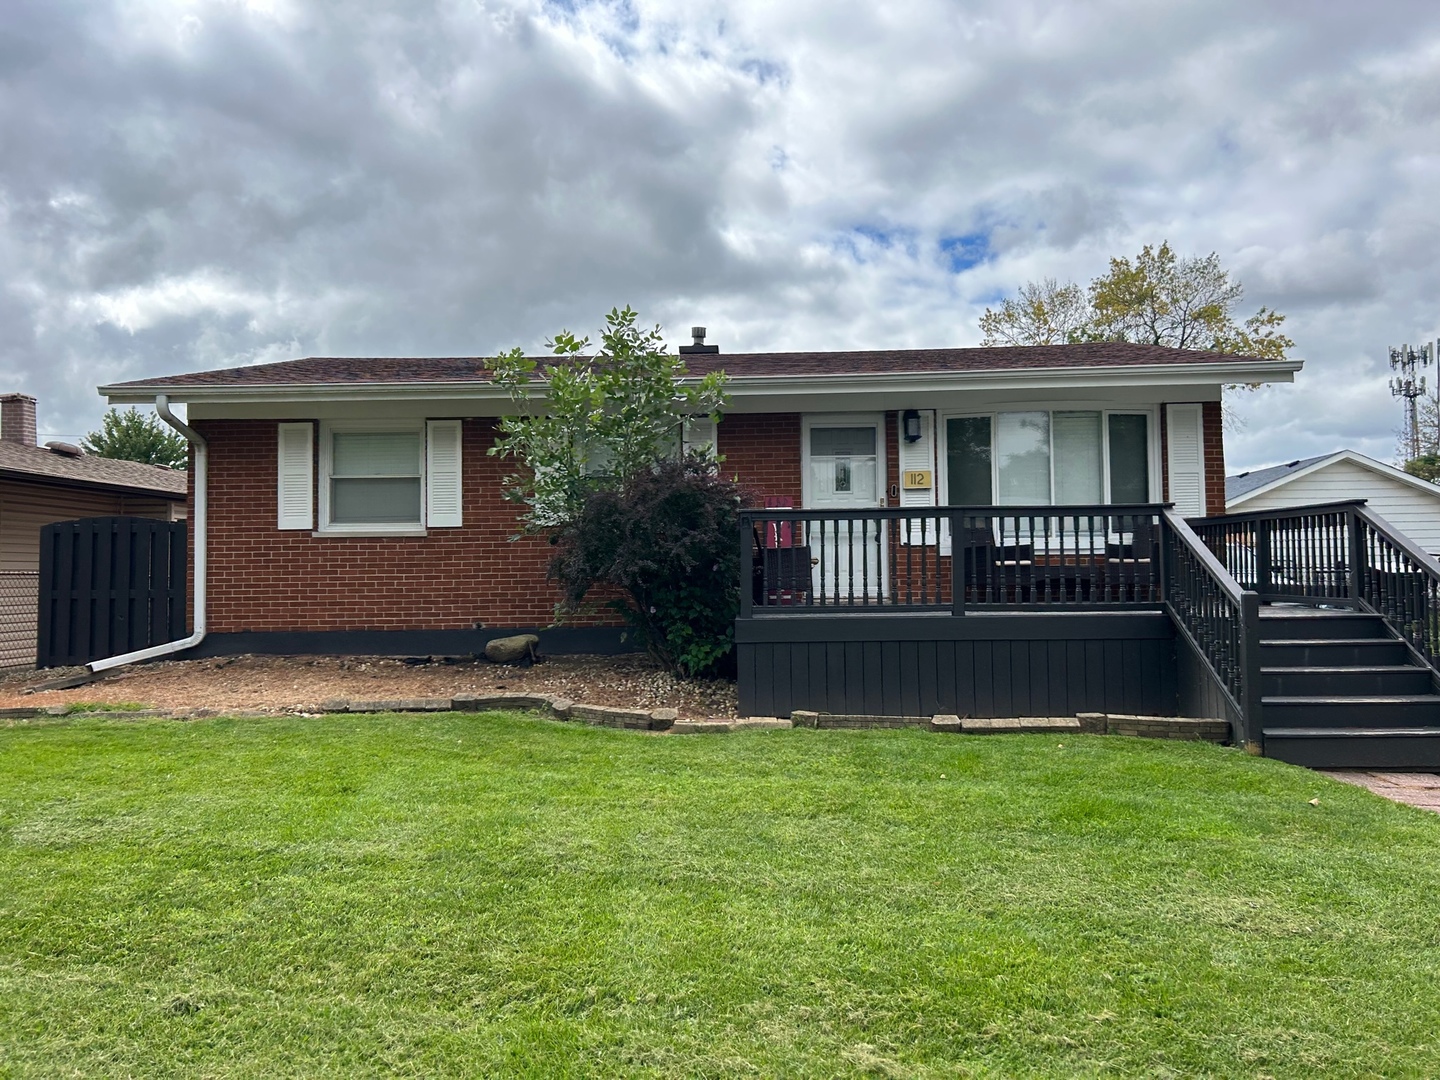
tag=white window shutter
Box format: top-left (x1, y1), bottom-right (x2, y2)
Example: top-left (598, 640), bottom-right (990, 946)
top-left (277, 422), bottom-right (314, 530)
top-left (1166, 403), bottom-right (1205, 518)
top-left (426, 420), bottom-right (463, 527)
top-left (682, 415), bottom-right (719, 458)
top-left (898, 409), bottom-right (938, 545)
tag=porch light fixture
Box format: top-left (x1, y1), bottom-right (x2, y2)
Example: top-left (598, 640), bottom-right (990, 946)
top-left (902, 409), bottom-right (922, 443)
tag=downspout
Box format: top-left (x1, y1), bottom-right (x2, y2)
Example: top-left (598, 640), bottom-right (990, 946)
top-left (88, 395), bottom-right (206, 672)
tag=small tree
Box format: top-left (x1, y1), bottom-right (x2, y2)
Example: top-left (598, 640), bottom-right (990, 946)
top-left (979, 241), bottom-right (1294, 360)
top-left (82, 408), bottom-right (188, 468)
top-left (1403, 453), bottom-right (1440, 483)
top-left (487, 306), bottom-right (728, 527)
top-left (486, 307), bottom-right (738, 676)
top-left (978, 278), bottom-right (1090, 346)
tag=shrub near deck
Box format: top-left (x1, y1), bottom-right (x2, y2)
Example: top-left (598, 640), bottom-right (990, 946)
top-left (2, 714), bottom-right (1439, 1077)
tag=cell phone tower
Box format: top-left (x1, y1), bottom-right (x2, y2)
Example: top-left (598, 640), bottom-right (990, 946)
top-left (1391, 341), bottom-right (1434, 461)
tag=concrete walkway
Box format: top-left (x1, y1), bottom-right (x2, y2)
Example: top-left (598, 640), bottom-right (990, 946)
top-left (1324, 771), bottom-right (1440, 813)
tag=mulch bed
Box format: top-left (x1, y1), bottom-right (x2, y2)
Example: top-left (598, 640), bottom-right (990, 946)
top-left (0, 653), bottom-right (739, 719)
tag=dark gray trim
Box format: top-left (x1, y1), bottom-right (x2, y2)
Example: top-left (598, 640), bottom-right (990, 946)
top-left (181, 627), bottom-right (638, 659)
top-left (738, 610), bottom-right (1173, 644)
top-left (737, 611), bottom-right (1180, 719)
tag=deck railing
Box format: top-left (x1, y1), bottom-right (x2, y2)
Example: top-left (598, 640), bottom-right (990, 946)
top-left (1160, 510), bottom-right (1261, 745)
top-left (738, 504), bottom-right (1167, 616)
top-left (1194, 500), bottom-right (1440, 672)
top-left (737, 502), bottom-right (1265, 746)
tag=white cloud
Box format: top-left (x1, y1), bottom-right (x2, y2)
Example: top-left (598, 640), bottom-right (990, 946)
top-left (2, 0), bottom-right (1440, 470)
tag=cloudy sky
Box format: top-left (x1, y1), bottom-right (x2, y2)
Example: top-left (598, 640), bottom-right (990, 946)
top-left (2, 0), bottom-right (1438, 470)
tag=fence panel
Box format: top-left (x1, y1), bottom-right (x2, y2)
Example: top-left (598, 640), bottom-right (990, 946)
top-left (37, 516), bottom-right (188, 668)
top-left (0, 571), bottom-right (40, 670)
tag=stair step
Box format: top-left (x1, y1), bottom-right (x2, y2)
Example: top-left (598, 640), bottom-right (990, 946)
top-left (1263, 726), bottom-right (1440, 769)
top-left (1261, 665), bottom-right (1434, 697)
top-left (1262, 695), bottom-right (1440, 729)
top-left (1258, 612), bottom-right (1390, 640)
top-left (1260, 638), bottom-right (1410, 667)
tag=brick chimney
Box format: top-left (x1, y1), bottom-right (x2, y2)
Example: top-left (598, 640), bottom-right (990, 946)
top-left (0, 394), bottom-right (37, 447)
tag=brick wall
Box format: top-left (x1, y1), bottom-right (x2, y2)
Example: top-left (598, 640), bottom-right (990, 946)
top-left (196, 416), bottom-right (810, 634)
top-left (718, 413), bottom-right (802, 505)
top-left (1202, 400), bottom-right (1226, 517)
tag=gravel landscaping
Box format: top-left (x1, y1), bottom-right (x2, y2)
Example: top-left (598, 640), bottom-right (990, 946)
top-left (0, 653), bottom-right (739, 718)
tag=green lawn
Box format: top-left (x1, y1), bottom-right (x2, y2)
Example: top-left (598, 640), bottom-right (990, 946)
top-left (2, 714), bottom-right (1438, 1078)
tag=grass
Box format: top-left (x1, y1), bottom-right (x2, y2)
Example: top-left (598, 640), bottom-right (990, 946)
top-left (59, 701), bottom-right (152, 714)
top-left (1, 713), bottom-right (1438, 1078)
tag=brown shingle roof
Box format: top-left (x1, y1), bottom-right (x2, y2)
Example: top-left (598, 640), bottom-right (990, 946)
top-left (103, 341), bottom-right (1273, 391)
top-left (0, 441), bottom-right (187, 498)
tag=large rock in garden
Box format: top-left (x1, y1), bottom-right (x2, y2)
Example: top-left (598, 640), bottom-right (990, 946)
top-left (484, 634), bottom-right (540, 664)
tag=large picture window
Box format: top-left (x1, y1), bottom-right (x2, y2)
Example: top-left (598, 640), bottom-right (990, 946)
top-left (945, 410), bottom-right (1152, 506)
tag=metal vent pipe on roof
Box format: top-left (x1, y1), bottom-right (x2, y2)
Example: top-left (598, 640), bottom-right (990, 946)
top-left (679, 326), bottom-right (719, 355)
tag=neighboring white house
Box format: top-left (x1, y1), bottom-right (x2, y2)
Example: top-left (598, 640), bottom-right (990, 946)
top-left (1226, 449), bottom-right (1440, 554)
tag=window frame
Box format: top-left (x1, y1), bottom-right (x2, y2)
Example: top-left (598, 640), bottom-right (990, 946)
top-left (937, 405), bottom-right (1160, 508)
top-left (317, 419), bottom-right (428, 536)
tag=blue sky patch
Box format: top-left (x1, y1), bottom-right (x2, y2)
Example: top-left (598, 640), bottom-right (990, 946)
top-left (938, 231), bottom-right (991, 273)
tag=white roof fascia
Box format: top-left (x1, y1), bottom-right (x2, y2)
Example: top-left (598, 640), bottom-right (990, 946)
top-left (100, 358), bottom-right (1302, 406)
top-left (1226, 449), bottom-right (1440, 509)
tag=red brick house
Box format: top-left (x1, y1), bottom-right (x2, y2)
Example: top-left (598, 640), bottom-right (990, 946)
top-left (98, 340), bottom-right (1283, 647)
top-left (101, 338), bottom-right (1375, 757)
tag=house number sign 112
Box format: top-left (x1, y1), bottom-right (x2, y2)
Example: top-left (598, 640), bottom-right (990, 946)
top-left (902, 470), bottom-right (933, 490)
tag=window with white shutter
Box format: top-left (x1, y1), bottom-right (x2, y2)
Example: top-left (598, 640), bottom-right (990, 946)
top-left (426, 420), bottom-right (463, 527)
top-left (1165, 403), bottom-right (1206, 517)
top-left (276, 422), bottom-right (314, 530)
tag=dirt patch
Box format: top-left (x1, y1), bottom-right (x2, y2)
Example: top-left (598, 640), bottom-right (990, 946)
top-left (0, 654), bottom-right (739, 719)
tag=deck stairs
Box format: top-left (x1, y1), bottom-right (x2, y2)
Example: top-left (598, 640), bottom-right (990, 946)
top-left (1260, 607), bottom-right (1440, 768)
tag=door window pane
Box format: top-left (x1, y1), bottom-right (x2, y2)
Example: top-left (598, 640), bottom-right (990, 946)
top-left (808, 425), bottom-right (878, 504)
top-left (810, 427), bottom-right (876, 457)
top-left (1052, 411), bottom-right (1103, 504)
top-left (1108, 414), bottom-right (1150, 502)
top-left (996, 412), bottom-right (1050, 505)
top-left (946, 417), bottom-right (992, 504)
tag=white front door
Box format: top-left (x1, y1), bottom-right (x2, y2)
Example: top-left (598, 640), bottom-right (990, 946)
top-left (804, 417), bottom-right (886, 600)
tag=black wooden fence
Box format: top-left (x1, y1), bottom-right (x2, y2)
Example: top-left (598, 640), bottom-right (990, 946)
top-left (38, 516), bottom-right (188, 668)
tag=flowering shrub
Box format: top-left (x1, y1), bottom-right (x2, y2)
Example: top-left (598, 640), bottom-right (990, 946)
top-left (549, 460), bottom-right (745, 677)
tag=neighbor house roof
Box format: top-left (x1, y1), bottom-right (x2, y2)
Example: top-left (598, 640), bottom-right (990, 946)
top-left (1226, 449), bottom-right (1440, 508)
top-left (100, 341), bottom-right (1302, 402)
top-left (1225, 454), bottom-right (1331, 502)
top-left (0, 441), bottom-right (187, 499)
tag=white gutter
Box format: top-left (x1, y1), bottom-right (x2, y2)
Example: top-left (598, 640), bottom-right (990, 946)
top-left (88, 395), bottom-right (206, 673)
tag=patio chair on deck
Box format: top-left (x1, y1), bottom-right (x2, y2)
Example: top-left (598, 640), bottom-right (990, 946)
top-left (1102, 520), bottom-right (1158, 601)
top-left (959, 523), bottom-right (1035, 603)
top-left (751, 525), bottom-right (814, 607)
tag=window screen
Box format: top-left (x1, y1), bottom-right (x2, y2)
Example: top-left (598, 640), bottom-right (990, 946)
top-left (1108, 413), bottom-right (1150, 502)
top-left (996, 412), bottom-right (1050, 505)
top-left (1052, 411), bottom-right (1103, 504)
top-left (946, 416), bottom-right (992, 504)
top-left (330, 431), bottom-right (422, 525)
